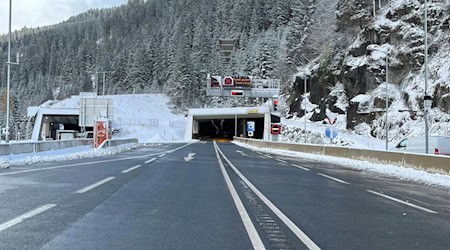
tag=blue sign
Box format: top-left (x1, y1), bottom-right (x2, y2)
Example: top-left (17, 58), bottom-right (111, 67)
top-left (247, 121), bottom-right (255, 132)
top-left (325, 126), bottom-right (338, 139)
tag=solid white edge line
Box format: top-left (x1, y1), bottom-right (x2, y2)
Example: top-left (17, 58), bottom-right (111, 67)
top-left (367, 190), bottom-right (438, 214)
top-left (158, 154), bottom-right (167, 158)
top-left (276, 159), bottom-right (288, 164)
top-left (216, 143), bottom-right (320, 250)
top-left (76, 177), bottom-right (116, 194)
top-left (0, 143), bottom-right (193, 177)
top-left (317, 173), bottom-right (350, 185)
top-left (291, 164), bottom-right (310, 171)
top-left (0, 204), bottom-right (57, 232)
top-left (145, 158), bottom-right (157, 164)
top-left (213, 141), bottom-right (266, 250)
top-left (122, 165), bottom-right (142, 174)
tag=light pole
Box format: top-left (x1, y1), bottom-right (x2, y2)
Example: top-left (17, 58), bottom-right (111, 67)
top-left (367, 45), bottom-right (390, 150)
top-left (424, 0), bottom-right (430, 154)
top-left (303, 77), bottom-right (307, 143)
top-left (5, 0), bottom-right (15, 143)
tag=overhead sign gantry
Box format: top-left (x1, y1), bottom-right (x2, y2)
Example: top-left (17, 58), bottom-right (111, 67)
top-left (206, 74), bottom-right (280, 98)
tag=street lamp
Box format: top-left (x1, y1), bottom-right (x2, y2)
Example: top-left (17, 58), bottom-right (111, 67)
top-left (5, 0), bottom-right (16, 143)
top-left (367, 45), bottom-right (390, 150)
top-left (424, 0), bottom-right (430, 154)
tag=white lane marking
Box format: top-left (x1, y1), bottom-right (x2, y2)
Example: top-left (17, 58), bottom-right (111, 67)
top-left (236, 150), bottom-right (248, 156)
top-left (256, 152), bottom-right (264, 155)
top-left (275, 159), bottom-right (287, 164)
top-left (76, 177), bottom-right (116, 194)
top-left (213, 141), bottom-right (265, 250)
top-left (0, 204), bottom-right (57, 232)
top-left (122, 165), bottom-right (142, 174)
top-left (216, 143), bottom-right (320, 250)
top-left (158, 154), bottom-right (166, 158)
top-left (145, 158), bottom-right (157, 164)
top-left (317, 173), bottom-right (350, 185)
top-left (265, 155), bottom-right (273, 158)
top-left (291, 164), bottom-right (310, 171)
top-left (367, 190), bottom-right (438, 214)
top-left (0, 143), bottom-right (193, 177)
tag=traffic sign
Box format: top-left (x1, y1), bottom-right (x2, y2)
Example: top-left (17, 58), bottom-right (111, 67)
top-left (223, 76), bottom-right (234, 86)
top-left (271, 124), bottom-right (281, 135)
top-left (247, 121), bottom-right (255, 132)
top-left (325, 126), bottom-right (338, 139)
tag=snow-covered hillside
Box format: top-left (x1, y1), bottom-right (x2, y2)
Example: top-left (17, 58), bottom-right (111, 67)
top-left (41, 94), bottom-right (186, 143)
top-left (286, 0), bottom-right (450, 145)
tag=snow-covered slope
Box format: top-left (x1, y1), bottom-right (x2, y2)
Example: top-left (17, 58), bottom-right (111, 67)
top-left (42, 94), bottom-right (186, 143)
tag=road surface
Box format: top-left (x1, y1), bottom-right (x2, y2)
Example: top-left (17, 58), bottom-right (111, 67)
top-left (0, 141), bottom-right (449, 249)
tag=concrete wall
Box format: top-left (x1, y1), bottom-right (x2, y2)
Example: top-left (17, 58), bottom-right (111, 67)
top-left (102, 139), bottom-right (139, 148)
top-left (234, 138), bottom-right (450, 175)
top-left (0, 139), bottom-right (93, 156)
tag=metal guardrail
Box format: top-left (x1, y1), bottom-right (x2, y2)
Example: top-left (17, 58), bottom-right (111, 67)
top-left (234, 137), bottom-right (450, 175)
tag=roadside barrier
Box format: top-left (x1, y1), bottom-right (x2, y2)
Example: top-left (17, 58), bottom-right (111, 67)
top-left (0, 139), bottom-right (93, 156)
top-left (234, 137), bottom-right (450, 175)
top-left (98, 138), bottom-right (139, 149)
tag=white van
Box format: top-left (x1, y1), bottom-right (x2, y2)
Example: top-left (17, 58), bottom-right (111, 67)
top-left (392, 136), bottom-right (450, 155)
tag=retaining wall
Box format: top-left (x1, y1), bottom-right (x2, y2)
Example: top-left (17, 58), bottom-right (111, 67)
top-left (234, 138), bottom-right (450, 175)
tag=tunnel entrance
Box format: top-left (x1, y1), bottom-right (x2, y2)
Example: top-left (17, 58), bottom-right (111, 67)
top-left (194, 118), bottom-right (265, 141)
top-left (185, 106), bottom-right (272, 141)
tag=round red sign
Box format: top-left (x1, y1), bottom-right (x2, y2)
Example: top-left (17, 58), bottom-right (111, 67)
top-left (271, 124), bottom-right (281, 135)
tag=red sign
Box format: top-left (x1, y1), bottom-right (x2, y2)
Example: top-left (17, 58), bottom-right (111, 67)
top-left (223, 77), bottom-right (234, 86)
top-left (271, 124), bottom-right (281, 135)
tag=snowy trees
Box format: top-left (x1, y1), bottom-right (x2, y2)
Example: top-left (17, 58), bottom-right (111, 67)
top-left (0, 0), bottom-right (332, 132)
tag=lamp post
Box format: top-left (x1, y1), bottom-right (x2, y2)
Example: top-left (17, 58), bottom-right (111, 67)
top-left (367, 45), bottom-right (390, 150)
top-left (424, 0), bottom-right (430, 154)
top-left (304, 77), bottom-right (307, 143)
top-left (5, 0), bottom-right (13, 143)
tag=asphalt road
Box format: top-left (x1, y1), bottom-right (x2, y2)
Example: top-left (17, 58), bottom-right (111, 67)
top-left (0, 141), bottom-right (449, 249)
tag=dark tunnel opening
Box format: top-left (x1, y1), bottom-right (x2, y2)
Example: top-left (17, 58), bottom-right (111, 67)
top-left (194, 118), bottom-right (264, 141)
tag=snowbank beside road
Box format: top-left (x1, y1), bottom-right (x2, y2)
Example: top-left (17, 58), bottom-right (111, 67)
top-left (0, 143), bottom-right (140, 168)
top-left (234, 141), bottom-right (450, 189)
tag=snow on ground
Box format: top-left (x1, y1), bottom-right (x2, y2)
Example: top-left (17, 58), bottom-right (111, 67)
top-left (282, 117), bottom-right (387, 150)
top-left (233, 141), bottom-right (450, 189)
top-left (0, 144), bottom-right (140, 168)
top-left (42, 94), bottom-right (186, 143)
top-left (106, 94), bottom-right (186, 143)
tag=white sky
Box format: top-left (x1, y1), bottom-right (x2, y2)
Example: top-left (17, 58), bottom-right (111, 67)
top-left (0, 0), bottom-right (127, 35)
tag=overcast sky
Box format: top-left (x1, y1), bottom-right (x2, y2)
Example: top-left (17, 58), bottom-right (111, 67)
top-left (0, 0), bottom-right (127, 35)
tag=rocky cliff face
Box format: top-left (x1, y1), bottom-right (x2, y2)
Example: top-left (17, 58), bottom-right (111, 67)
top-left (287, 0), bottom-right (450, 142)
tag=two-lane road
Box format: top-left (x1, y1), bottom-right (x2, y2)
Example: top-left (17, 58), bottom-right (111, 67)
top-left (0, 141), bottom-right (449, 249)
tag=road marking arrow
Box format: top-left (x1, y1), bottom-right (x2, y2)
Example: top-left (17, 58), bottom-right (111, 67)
top-left (236, 150), bottom-right (248, 156)
top-left (184, 153), bottom-right (196, 162)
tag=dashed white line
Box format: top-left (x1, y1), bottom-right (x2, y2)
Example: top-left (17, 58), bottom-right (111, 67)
top-left (318, 173), bottom-right (350, 184)
top-left (122, 165), bottom-right (142, 174)
top-left (76, 177), bottom-right (116, 194)
top-left (265, 155), bottom-right (273, 158)
top-left (145, 158), bottom-right (157, 164)
top-left (367, 190), bottom-right (438, 214)
top-left (275, 159), bottom-right (288, 164)
top-left (158, 154), bottom-right (166, 158)
top-left (0, 204), bottom-right (57, 232)
top-left (213, 141), bottom-right (266, 249)
top-left (0, 143), bottom-right (193, 177)
top-left (216, 143), bottom-right (320, 250)
top-left (291, 164), bottom-right (310, 171)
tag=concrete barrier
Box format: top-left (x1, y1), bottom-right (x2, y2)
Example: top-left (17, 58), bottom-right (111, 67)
top-left (234, 137), bottom-right (450, 175)
top-left (0, 139), bottom-right (94, 156)
top-left (101, 138), bottom-right (139, 148)
top-left (0, 144), bottom-right (11, 156)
